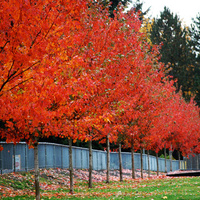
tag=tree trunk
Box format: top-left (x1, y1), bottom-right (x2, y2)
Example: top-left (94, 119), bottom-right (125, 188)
top-left (140, 148), bottom-right (143, 179)
top-left (119, 142), bottom-right (123, 182)
top-left (178, 151), bottom-right (181, 169)
top-left (170, 144), bottom-right (172, 172)
top-left (89, 139), bottom-right (93, 188)
top-left (106, 134), bottom-right (110, 183)
top-left (69, 138), bottom-right (74, 194)
top-left (34, 142), bottom-right (40, 200)
top-left (147, 150), bottom-right (150, 178)
top-left (131, 142), bottom-right (135, 179)
top-left (156, 152), bottom-right (159, 176)
top-left (164, 147), bottom-right (167, 173)
top-left (197, 154), bottom-right (199, 170)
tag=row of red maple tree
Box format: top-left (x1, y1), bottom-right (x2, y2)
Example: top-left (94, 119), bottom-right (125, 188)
top-left (1, 0), bottom-right (200, 199)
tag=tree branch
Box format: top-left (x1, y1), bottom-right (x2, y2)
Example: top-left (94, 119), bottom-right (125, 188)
top-left (0, 77), bottom-right (33, 96)
top-left (0, 61), bottom-right (40, 93)
top-left (0, 40), bottom-right (10, 53)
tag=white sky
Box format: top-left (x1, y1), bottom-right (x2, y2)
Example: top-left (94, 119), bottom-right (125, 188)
top-left (127, 0), bottom-right (200, 27)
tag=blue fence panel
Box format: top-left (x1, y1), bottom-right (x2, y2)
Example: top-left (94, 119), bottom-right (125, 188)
top-left (27, 147), bottom-right (34, 170)
top-left (98, 152), bottom-right (103, 170)
top-left (46, 144), bottom-right (54, 168)
top-left (82, 149), bottom-right (89, 169)
top-left (2, 144), bottom-right (13, 172)
top-left (166, 159), bottom-right (170, 172)
top-left (134, 153), bottom-right (140, 170)
top-left (110, 152), bottom-right (119, 170)
top-left (93, 151), bottom-right (98, 170)
top-left (96, 151), bottom-right (100, 170)
top-left (0, 142), bottom-right (187, 174)
top-left (159, 158), bottom-right (165, 172)
top-left (62, 146), bottom-right (69, 168)
top-left (15, 143), bottom-right (26, 171)
top-left (150, 156), bottom-right (157, 171)
top-left (143, 154), bottom-right (147, 170)
top-left (75, 148), bottom-right (82, 169)
top-left (102, 152), bottom-right (107, 170)
top-left (122, 153), bottom-right (126, 169)
top-left (55, 145), bottom-right (62, 168)
top-left (172, 160), bottom-right (179, 171)
top-left (72, 148), bottom-right (76, 168)
top-left (185, 154), bottom-right (199, 170)
top-left (38, 145), bottom-right (46, 169)
top-left (122, 153), bottom-right (131, 169)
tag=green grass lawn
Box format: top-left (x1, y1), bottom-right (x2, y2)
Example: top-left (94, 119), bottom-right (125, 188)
top-left (0, 169), bottom-right (200, 199)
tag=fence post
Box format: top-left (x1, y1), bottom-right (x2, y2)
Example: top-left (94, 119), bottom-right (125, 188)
top-left (101, 152), bottom-right (103, 170)
top-left (97, 151), bottom-right (99, 170)
top-left (81, 149), bottom-right (83, 169)
top-left (164, 147), bottom-right (167, 173)
top-left (45, 144), bottom-right (47, 169)
top-left (61, 146), bottom-right (63, 169)
top-left (0, 144), bottom-right (2, 174)
top-left (75, 148), bottom-right (76, 169)
top-left (87, 149), bottom-right (89, 170)
top-left (53, 145), bottom-right (55, 168)
top-left (169, 146), bottom-right (172, 171)
top-left (13, 144), bottom-right (16, 173)
top-left (25, 144), bottom-right (28, 172)
top-left (140, 148), bottom-right (143, 179)
top-left (196, 154), bottom-right (199, 170)
top-left (147, 150), bottom-right (150, 178)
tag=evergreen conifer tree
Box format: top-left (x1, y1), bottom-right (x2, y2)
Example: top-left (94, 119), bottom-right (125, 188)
top-left (150, 7), bottom-right (196, 102)
top-left (132, 0), bottom-right (150, 21)
top-left (99, 0), bottom-right (132, 18)
top-left (190, 13), bottom-right (200, 106)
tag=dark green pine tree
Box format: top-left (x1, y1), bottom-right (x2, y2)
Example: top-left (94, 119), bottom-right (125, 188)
top-left (189, 13), bottom-right (200, 106)
top-left (150, 7), bottom-right (196, 102)
top-left (190, 13), bottom-right (200, 55)
top-left (132, 0), bottom-right (150, 21)
top-left (98, 0), bottom-right (149, 19)
top-left (99, 0), bottom-right (132, 18)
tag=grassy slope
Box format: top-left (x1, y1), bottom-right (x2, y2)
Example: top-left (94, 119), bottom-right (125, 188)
top-left (0, 169), bottom-right (200, 199)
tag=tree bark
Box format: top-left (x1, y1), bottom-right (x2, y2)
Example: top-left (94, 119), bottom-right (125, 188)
top-left (119, 142), bottom-right (123, 182)
top-left (34, 142), bottom-right (40, 200)
top-left (156, 152), bottom-right (159, 176)
top-left (147, 150), bottom-right (150, 178)
top-left (131, 142), bottom-right (135, 179)
top-left (197, 154), bottom-right (199, 170)
top-left (106, 134), bottom-right (110, 183)
top-left (89, 139), bottom-right (93, 188)
top-left (164, 147), bottom-right (167, 173)
top-left (140, 148), bottom-right (143, 179)
top-left (69, 138), bottom-right (74, 194)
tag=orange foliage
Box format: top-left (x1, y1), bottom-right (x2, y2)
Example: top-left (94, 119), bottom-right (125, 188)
top-left (0, 0), bottom-right (200, 156)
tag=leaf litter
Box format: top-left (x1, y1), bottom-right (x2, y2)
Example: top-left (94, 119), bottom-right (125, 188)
top-left (0, 168), bottom-right (167, 199)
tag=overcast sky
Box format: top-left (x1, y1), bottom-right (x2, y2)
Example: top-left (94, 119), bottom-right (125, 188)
top-left (128, 0), bottom-right (200, 26)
